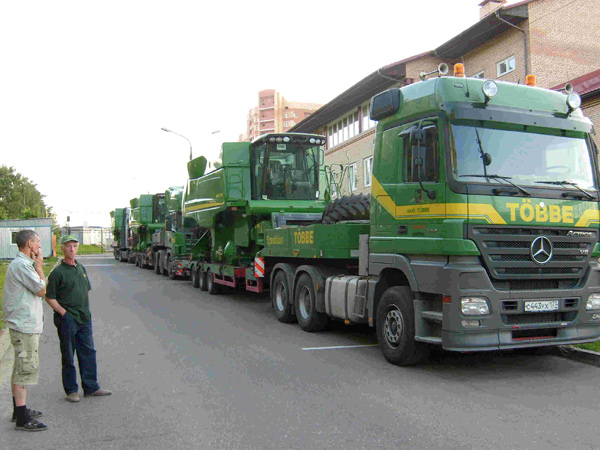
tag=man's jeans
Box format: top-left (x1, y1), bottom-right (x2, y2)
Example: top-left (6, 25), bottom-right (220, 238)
top-left (53, 312), bottom-right (100, 395)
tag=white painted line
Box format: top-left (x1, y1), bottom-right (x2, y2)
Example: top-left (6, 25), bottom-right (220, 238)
top-left (302, 344), bottom-right (378, 351)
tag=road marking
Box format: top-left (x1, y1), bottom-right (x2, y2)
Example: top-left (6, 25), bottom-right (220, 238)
top-left (302, 344), bottom-right (378, 351)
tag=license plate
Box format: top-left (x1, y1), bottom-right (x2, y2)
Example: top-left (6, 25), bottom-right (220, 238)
top-left (524, 300), bottom-right (559, 312)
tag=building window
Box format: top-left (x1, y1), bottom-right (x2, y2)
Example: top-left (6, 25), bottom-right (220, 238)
top-left (472, 70), bottom-right (485, 79)
top-left (363, 157), bottom-right (373, 187)
top-left (362, 103), bottom-right (376, 131)
top-left (11, 231), bottom-right (18, 244)
top-left (327, 110), bottom-right (361, 149)
top-left (284, 113), bottom-right (288, 118)
top-left (497, 56), bottom-right (516, 77)
top-left (284, 121), bottom-right (289, 127)
top-left (348, 163), bottom-right (357, 192)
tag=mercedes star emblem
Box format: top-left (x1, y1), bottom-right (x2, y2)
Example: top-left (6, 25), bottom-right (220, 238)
top-left (531, 236), bottom-right (553, 265)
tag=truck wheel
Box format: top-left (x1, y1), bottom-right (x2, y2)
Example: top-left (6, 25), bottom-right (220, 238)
top-left (376, 286), bottom-right (428, 366)
top-left (321, 193), bottom-right (370, 224)
top-left (168, 257), bottom-right (176, 280)
top-left (273, 271), bottom-right (296, 323)
top-left (161, 253), bottom-right (168, 277)
top-left (294, 273), bottom-right (328, 332)
top-left (154, 253), bottom-right (161, 274)
top-left (191, 266), bottom-right (200, 288)
top-left (207, 269), bottom-right (221, 295)
top-left (199, 270), bottom-right (208, 292)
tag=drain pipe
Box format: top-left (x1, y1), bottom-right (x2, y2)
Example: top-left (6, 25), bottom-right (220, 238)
top-left (495, 10), bottom-right (528, 80)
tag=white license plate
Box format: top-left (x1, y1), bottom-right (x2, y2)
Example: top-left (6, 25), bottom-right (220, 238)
top-left (524, 300), bottom-right (559, 312)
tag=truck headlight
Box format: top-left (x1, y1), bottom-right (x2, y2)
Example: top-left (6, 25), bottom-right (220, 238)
top-left (586, 293), bottom-right (600, 310)
top-left (461, 297), bottom-right (490, 316)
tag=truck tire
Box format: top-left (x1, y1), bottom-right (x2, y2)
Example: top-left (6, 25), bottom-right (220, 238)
top-left (272, 271), bottom-right (296, 323)
top-left (376, 286), bottom-right (428, 366)
top-left (294, 273), bottom-right (328, 332)
top-left (161, 253), bottom-right (168, 277)
top-left (154, 253), bottom-right (161, 274)
top-left (321, 193), bottom-right (370, 224)
top-left (168, 257), bottom-right (176, 280)
top-left (199, 270), bottom-right (208, 292)
top-left (207, 269), bottom-right (221, 295)
top-left (191, 266), bottom-right (200, 288)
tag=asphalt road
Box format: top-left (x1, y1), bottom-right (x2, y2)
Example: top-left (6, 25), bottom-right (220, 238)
top-left (2, 254), bottom-right (600, 450)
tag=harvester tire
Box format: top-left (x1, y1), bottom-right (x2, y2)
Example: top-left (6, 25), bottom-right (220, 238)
top-left (375, 286), bottom-right (429, 366)
top-left (207, 269), bottom-right (221, 295)
top-left (294, 273), bottom-right (328, 332)
top-left (199, 270), bottom-right (208, 292)
top-left (154, 253), bottom-right (161, 274)
top-left (272, 271), bottom-right (296, 323)
top-left (161, 252), bottom-right (168, 277)
top-left (191, 266), bottom-right (200, 288)
top-left (321, 193), bottom-right (370, 224)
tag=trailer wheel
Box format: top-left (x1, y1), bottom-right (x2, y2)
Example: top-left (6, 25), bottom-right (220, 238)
top-left (207, 269), bottom-right (221, 295)
top-left (191, 266), bottom-right (200, 288)
top-left (199, 269), bottom-right (208, 292)
top-left (294, 273), bottom-right (328, 332)
top-left (272, 271), bottom-right (296, 323)
top-left (168, 257), bottom-right (177, 280)
top-left (161, 253), bottom-right (168, 276)
top-left (154, 253), bottom-right (161, 274)
top-left (376, 286), bottom-right (428, 366)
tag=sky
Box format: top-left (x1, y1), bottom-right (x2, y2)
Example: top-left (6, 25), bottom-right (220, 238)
top-left (0, 0), bottom-right (516, 228)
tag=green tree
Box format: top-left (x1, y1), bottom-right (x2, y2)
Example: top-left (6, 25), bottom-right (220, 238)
top-left (0, 165), bottom-right (49, 220)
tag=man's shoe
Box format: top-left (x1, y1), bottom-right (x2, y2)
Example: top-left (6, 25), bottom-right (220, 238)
top-left (11, 408), bottom-right (42, 422)
top-left (15, 418), bottom-right (48, 432)
top-left (84, 388), bottom-right (112, 397)
top-left (66, 392), bottom-right (80, 403)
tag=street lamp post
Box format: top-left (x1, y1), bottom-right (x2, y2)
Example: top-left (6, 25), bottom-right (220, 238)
top-left (161, 127), bottom-right (193, 161)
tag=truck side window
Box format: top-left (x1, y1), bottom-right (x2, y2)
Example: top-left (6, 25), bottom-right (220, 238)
top-left (403, 125), bottom-right (439, 183)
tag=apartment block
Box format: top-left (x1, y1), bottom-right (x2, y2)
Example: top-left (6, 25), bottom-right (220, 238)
top-left (241, 89), bottom-right (322, 142)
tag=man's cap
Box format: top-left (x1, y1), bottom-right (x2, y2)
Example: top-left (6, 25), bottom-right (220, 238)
top-left (61, 235), bottom-right (79, 244)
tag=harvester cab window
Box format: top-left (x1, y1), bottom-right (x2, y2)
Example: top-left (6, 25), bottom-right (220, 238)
top-left (403, 123), bottom-right (439, 183)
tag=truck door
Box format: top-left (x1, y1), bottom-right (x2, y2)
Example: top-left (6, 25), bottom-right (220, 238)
top-left (394, 118), bottom-right (446, 254)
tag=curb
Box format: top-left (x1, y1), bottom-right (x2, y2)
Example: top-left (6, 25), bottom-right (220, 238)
top-left (555, 345), bottom-right (600, 368)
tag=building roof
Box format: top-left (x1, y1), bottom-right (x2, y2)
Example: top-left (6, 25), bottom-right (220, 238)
top-left (551, 69), bottom-right (600, 99)
top-left (290, 1), bottom-right (533, 133)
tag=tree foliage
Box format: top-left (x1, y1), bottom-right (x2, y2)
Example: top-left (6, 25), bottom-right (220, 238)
top-left (0, 165), bottom-right (49, 220)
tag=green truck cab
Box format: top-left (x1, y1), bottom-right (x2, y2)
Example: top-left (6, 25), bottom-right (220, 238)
top-left (264, 67), bottom-right (600, 365)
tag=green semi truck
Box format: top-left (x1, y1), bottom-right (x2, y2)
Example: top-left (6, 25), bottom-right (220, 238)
top-left (260, 65), bottom-right (600, 365)
top-left (126, 193), bottom-right (166, 267)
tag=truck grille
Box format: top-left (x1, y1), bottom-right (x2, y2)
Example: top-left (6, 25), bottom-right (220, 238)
top-left (467, 225), bottom-right (596, 282)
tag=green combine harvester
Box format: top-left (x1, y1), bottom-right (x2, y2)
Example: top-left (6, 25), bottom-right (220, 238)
top-left (127, 193), bottom-right (166, 267)
top-left (110, 207), bottom-right (130, 261)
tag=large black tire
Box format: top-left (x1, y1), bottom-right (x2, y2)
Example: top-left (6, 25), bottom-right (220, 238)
top-left (199, 270), bottom-right (208, 292)
top-left (167, 256), bottom-right (176, 280)
top-left (321, 193), bottom-right (370, 224)
top-left (376, 286), bottom-right (429, 366)
top-left (191, 266), bottom-right (200, 288)
top-left (207, 269), bottom-right (221, 295)
top-left (161, 253), bottom-right (168, 277)
top-left (272, 271), bottom-right (296, 323)
top-left (294, 273), bottom-right (328, 332)
top-left (154, 253), bottom-right (161, 274)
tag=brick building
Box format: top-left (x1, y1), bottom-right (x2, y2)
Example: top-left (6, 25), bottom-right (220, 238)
top-left (291, 0), bottom-right (600, 197)
top-left (240, 89), bottom-right (322, 142)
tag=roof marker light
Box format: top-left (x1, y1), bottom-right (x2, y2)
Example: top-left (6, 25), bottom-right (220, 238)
top-left (526, 74), bottom-right (536, 86)
top-left (454, 63), bottom-right (465, 77)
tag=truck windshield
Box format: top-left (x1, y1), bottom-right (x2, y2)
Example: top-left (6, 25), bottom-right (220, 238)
top-left (252, 142), bottom-right (321, 200)
top-left (450, 124), bottom-right (596, 190)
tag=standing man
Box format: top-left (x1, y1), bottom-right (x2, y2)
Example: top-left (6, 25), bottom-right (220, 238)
top-left (45, 235), bottom-right (111, 402)
top-left (2, 229), bottom-right (48, 431)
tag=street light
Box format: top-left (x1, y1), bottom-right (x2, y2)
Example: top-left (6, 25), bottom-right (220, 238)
top-left (161, 127), bottom-right (193, 160)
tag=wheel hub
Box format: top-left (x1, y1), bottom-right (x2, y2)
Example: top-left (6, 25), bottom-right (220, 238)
top-left (384, 308), bottom-right (403, 347)
top-left (298, 287), bottom-right (311, 319)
